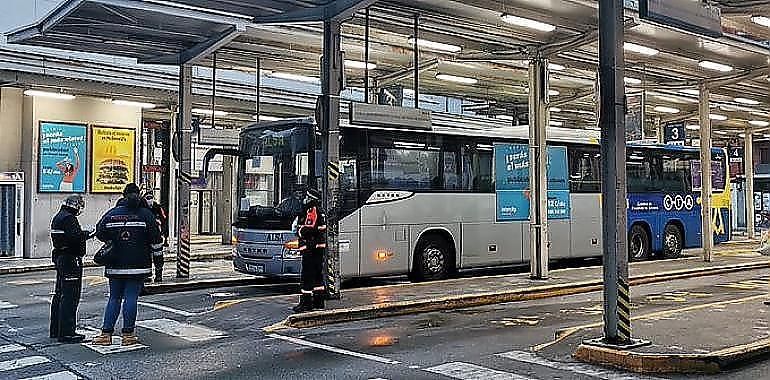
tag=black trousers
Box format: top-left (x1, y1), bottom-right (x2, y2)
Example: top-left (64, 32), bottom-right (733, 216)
top-left (300, 249), bottom-right (324, 292)
top-left (50, 256), bottom-right (83, 338)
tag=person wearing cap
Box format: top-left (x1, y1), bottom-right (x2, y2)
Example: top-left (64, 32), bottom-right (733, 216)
top-left (92, 183), bottom-right (163, 346)
top-left (50, 194), bottom-right (92, 343)
top-left (143, 192), bottom-right (168, 283)
top-left (293, 188), bottom-right (328, 313)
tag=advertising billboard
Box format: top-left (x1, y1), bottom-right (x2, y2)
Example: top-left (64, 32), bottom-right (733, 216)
top-left (91, 126), bottom-right (136, 193)
top-left (38, 122), bottom-right (87, 193)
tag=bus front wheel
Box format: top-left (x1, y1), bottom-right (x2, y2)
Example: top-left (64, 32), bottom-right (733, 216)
top-left (411, 235), bottom-right (451, 282)
top-left (661, 224), bottom-right (683, 259)
top-left (628, 225), bottom-right (651, 262)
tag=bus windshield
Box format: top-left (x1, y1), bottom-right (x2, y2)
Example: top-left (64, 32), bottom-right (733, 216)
top-left (235, 122), bottom-right (313, 229)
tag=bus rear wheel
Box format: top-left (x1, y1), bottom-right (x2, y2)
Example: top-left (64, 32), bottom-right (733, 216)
top-left (661, 224), bottom-right (683, 259)
top-left (628, 225), bottom-right (651, 262)
top-left (411, 235), bottom-right (451, 282)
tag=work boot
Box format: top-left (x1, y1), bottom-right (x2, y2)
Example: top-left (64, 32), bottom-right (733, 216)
top-left (121, 333), bottom-right (139, 346)
top-left (154, 275), bottom-right (163, 283)
top-left (292, 293), bottom-right (313, 313)
top-left (92, 333), bottom-right (113, 346)
top-left (58, 334), bottom-right (85, 344)
top-left (312, 291), bottom-right (325, 310)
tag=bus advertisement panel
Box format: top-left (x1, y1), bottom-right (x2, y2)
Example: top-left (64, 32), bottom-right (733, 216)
top-left (38, 122), bottom-right (87, 193)
top-left (494, 143), bottom-right (570, 222)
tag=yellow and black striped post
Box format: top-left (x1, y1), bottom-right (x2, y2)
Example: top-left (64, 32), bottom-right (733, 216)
top-left (617, 279), bottom-right (632, 342)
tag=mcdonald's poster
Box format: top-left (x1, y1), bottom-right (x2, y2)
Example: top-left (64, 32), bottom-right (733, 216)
top-left (90, 126), bottom-right (136, 193)
top-left (38, 122), bottom-right (88, 193)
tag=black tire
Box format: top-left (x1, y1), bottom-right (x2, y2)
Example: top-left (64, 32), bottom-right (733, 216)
top-left (411, 234), bottom-right (451, 282)
top-left (628, 224), bottom-right (651, 262)
top-left (661, 224), bottom-right (683, 259)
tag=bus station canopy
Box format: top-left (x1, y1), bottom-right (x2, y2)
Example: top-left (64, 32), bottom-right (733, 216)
top-left (7, 0), bottom-right (770, 138)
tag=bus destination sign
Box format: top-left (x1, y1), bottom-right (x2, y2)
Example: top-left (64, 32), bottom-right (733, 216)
top-left (639, 0), bottom-right (722, 38)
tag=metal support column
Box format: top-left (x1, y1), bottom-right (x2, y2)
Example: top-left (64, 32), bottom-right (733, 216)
top-left (528, 57), bottom-right (549, 280)
top-left (320, 19), bottom-right (343, 299)
top-left (413, 14), bottom-right (420, 109)
top-left (745, 129), bottom-right (756, 240)
top-left (699, 84), bottom-right (713, 262)
top-left (364, 7), bottom-right (371, 104)
top-left (220, 156), bottom-right (233, 245)
top-left (176, 64), bottom-right (193, 278)
top-left (256, 58), bottom-right (261, 119)
top-left (590, 0), bottom-right (643, 348)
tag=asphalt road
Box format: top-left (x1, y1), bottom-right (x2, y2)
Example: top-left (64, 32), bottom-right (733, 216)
top-left (1, 260), bottom-right (770, 379)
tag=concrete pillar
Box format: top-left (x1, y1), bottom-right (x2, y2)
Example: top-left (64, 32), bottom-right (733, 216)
top-left (528, 57), bottom-right (549, 280)
top-left (0, 88), bottom-right (23, 172)
top-left (699, 84), bottom-right (713, 261)
top-left (176, 65), bottom-right (193, 278)
top-left (220, 156), bottom-right (234, 245)
top-left (745, 129), bottom-right (755, 240)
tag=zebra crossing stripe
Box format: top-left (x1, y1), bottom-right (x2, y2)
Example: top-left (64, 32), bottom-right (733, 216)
top-left (0, 344), bottom-right (25, 354)
top-left (136, 318), bottom-right (225, 342)
top-left (0, 356), bottom-right (50, 372)
top-left (424, 362), bottom-right (536, 380)
top-left (496, 350), bottom-right (659, 380)
top-left (20, 371), bottom-right (80, 380)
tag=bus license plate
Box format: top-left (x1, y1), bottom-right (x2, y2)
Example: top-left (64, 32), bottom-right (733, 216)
top-left (247, 264), bottom-right (265, 273)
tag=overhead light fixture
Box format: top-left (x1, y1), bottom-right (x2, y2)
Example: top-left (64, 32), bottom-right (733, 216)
top-left (192, 108), bottom-right (228, 117)
top-left (699, 61), bottom-right (733, 72)
top-left (752, 16), bottom-right (770, 28)
top-left (549, 90), bottom-right (560, 96)
top-left (750, 120), bottom-right (770, 127)
top-left (501, 14), bottom-right (556, 32)
top-left (679, 89), bottom-right (701, 96)
top-left (549, 120), bottom-right (564, 127)
top-left (550, 107), bottom-right (562, 112)
top-left (624, 42), bottom-right (659, 56)
top-left (407, 38), bottom-right (462, 53)
top-left (111, 99), bottom-right (156, 109)
top-left (435, 73), bottom-right (478, 85)
top-left (344, 59), bottom-right (377, 70)
top-left (709, 113), bottom-right (728, 121)
top-left (765, 134), bottom-right (770, 138)
top-left (735, 97), bottom-right (760, 105)
top-left (653, 106), bottom-right (680, 114)
top-left (496, 115), bottom-right (514, 121)
top-left (739, 133), bottom-right (746, 138)
top-left (686, 125), bottom-right (700, 130)
top-left (269, 72), bottom-right (320, 84)
top-left (714, 130), bottom-right (728, 135)
top-left (548, 63), bottom-right (565, 71)
top-left (623, 77), bottom-right (642, 85)
top-left (23, 89), bottom-right (75, 100)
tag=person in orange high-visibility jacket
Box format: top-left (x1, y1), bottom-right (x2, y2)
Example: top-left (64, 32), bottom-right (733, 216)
top-left (293, 188), bottom-right (327, 313)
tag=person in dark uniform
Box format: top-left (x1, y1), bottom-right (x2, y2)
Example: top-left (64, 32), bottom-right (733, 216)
top-left (50, 195), bottom-right (92, 343)
top-left (143, 192), bottom-right (168, 283)
top-left (293, 188), bottom-right (327, 313)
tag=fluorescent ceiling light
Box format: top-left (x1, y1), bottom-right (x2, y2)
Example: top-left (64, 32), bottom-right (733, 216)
top-left (548, 63), bottom-right (565, 71)
top-left (653, 106), bottom-right (680, 114)
top-left (686, 125), bottom-right (700, 130)
top-left (699, 61), bottom-right (733, 72)
top-left (735, 97), bottom-right (760, 105)
top-left (750, 120), bottom-right (770, 127)
top-left (192, 108), bottom-right (228, 116)
top-left (501, 14), bottom-right (556, 32)
top-left (624, 42), bottom-right (659, 56)
top-left (435, 73), bottom-right (478, 85)
top-left (679, 89), bottom-right (701, 96)
top-left (623, 77), bottom-right (642, 85)
top-left (344, 59), bottom-right (377, 70)
top-left (496, 115), bottom-right (514, 121)
top-left (709, 113), bottom-right (728, 121)
top-left (739, 133), bottom-right (746, 138)
top-left (549, 90), bottom-right (560, 96)
top-left (112, 99), bottom-right (156, 109)
top-left (269, 72), bottom-right (320, 84)
top-left (254, 115), bottom-right (282, 122)
top-left (752, 16), bottom-right (770, 28)
top-left (408, 38), bottom-right (462, 53)
top-left (714, 130), bottom-right (728, 135)
top-left (765, 134), bottom-right (770, 138)
top-left (550, 107), bottom-right (562, 112)
top-left (549, 120), bottom-right (564, 126)
top-left (23, 90), bottom-right (75, 100)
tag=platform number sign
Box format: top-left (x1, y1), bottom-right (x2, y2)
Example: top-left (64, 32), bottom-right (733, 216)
top-left (664, 122), bottom-right (686, 146)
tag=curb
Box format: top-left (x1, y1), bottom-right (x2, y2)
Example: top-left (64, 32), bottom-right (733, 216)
top-left (141, 277), bottom-right (290, 295)
top-left (0, 250), bottom-right (233, 276)
top-left (265, 260), bottom-right (770, 332)
top-left (573, 337), bottom-right (770, 374)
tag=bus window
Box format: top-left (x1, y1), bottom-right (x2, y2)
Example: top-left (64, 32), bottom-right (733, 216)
top-left (660, 154), bottom-right (692, 193)
top-left (444, 151), bottom-right (460, 190)
top-left (628, 149), bottom-right (661, 193)
top-left (691, 154), bottom-right (727, 193)
top-left (569, 146), bottom-right (601, 193)
top-left (461, 144), bottom-right (494, 193)
top-left (370, 147), bottom-right (440, 190)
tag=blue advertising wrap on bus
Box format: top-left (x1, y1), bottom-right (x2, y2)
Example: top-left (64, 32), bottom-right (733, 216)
top-left (628, 193), bottom-right (729, 251)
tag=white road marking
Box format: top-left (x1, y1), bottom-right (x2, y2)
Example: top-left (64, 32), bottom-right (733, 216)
top-left (267, 334), bottom-right (400, 365)
top-left (424, 362), bottom-right (537, 380)
top-left (20, 371), bottom-right (81, 380)
top-left (0, 344), bottom-right (26, 354)
top-left (0, 355), bottom-right (51, 372)
top-left (78, 328), bottom-right (147, 355)
top-left (137, 302), bottom-right (198, 317)
top-left (0, 301), bottom-right (18, 310)
top-left (136, 318), bottom-right (225, 342)
top-left (497, 350), bottom-right (655, 380)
